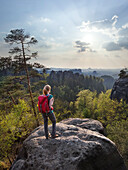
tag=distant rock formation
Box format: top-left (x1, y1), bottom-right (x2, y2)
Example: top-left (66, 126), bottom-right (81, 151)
top-left (92, 71), bottom-right (98, 76)
top-left (10, 118), bottom-right (126, 170)
top-left (101, 75), bottom-right (115, 89)
top-left (110, 77), bottom-right (128, 103)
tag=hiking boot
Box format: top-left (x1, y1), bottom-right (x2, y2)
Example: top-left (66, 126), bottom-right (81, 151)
top-left (51, 134), bottom-right (59, 139)
top-left (45, 133), bottom-right (51, 139)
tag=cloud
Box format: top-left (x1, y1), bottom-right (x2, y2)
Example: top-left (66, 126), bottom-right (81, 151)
top-left (42, 28), bottom-right (48, 33)
top-left (39, 43), bottom-right (51, 49)
top-left (37, 37), bottom-right (63, 52)
top-left (74, 40), bottom-right (96, 53)
top-left (118, 23), bottom-right (128, 50)
top-left (0, 41), bottom-right (10, 56)
top-left (115, 55), bottom-right (121, 58)
top-left (118, 37), bottom-right (128, 49)
top-left (40, 17), bottom-right (51, 23)
top-left (79, 15), bottom-right (118, 33)
top-left (0, 32), bottom-right (8, 41)
top-left (117, 24), bottom-right (128, 50)
top-left (103, 42), bottom-right (121, 51)
top-left (79, 15), bottom-right (128, 52)
top-left (39, 56), bottom-right (51, 61)
top-left (118, 24), bottom-right (128, 37)
top-left (103, 38), bottom-right (128, 51)
top-left (75, 40), bottom-right (89, 47)
top-left (103, 23), bottom-right (128, 51)
top-left (27, 16), bottom-right (51, 26)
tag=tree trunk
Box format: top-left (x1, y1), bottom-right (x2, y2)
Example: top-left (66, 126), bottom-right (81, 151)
top-left (7, 91), bottom-right (16, 105)
top-left (21, 42), bottom-right (39, 127)
top-left (7, 154), bottom-right (12, 165)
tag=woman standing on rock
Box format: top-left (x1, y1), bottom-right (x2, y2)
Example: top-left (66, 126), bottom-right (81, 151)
top-left (38, 85), bottom-right (58, 139)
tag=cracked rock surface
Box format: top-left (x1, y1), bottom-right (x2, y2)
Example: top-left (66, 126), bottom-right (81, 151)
top-left (11, 118), bottom-right (127, 170)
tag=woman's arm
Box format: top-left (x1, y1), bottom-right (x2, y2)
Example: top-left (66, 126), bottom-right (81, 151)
top-left (49, 97), bottom-right (54, 109)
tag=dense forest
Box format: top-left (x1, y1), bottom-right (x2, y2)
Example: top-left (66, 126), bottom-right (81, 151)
top-left (0, 29), bottom-right (128, 169)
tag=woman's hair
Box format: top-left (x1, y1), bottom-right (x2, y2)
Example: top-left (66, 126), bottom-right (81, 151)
top-left (43, 85), bottom-right (51, 95)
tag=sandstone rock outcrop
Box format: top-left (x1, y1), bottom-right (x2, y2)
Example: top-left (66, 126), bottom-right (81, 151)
top-left (10, 118), bottom-right (127, 170)
top-left (110, 77), bottom-right (128, 103)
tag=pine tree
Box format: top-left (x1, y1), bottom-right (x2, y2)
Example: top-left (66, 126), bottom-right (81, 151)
top-left (4, 29), bottom-right (39, 126)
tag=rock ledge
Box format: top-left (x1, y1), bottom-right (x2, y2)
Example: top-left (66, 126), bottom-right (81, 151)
top-left (11, 118), bottom-right (127, 170)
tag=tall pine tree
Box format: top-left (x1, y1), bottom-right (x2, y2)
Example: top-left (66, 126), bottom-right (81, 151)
top-left (4, 29), bottom-right (39, 126)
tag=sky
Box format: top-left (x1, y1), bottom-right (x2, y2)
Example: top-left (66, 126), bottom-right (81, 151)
top-left (0, 0), bottom-right (128, 69)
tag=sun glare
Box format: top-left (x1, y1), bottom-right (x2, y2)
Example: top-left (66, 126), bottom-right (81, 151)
top-left (82, 33), bottom-right (94, 43)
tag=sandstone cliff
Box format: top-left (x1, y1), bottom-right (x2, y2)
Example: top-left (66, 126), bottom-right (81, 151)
top-left (10, 118), bottom-right (127, 170)
top-left (110, 77), bottom-right (128, 103)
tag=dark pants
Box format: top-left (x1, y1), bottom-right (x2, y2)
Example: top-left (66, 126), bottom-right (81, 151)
top-left (42, 112), bottom-right (56, 138)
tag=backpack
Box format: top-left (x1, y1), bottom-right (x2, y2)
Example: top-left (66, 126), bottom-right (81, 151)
top-left (38, 95), bottom-right (50, 113)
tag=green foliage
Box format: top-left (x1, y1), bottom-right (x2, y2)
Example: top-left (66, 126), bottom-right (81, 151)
top-left (74, 89), bottom-right (128, 167)
top-left (107, 119), bottom-right (128, 167)
top-left (75, 89), bottom-right (128, 124)
top-left (0, 99), bottom-right (36, 165)
top-left (75, 89), bottom-right (97, 118)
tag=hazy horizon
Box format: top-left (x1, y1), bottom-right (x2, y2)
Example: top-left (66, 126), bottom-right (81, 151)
top-left (47, 67), bottom-right (122, 70)
top-left (0, 0), bottom-right (128, 69)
